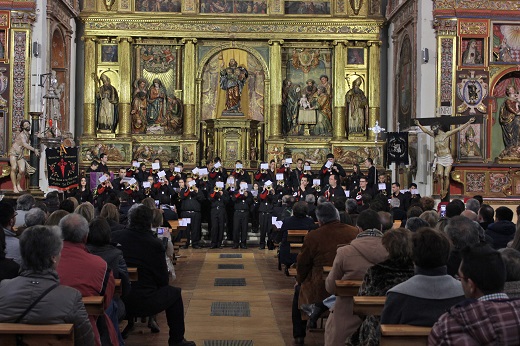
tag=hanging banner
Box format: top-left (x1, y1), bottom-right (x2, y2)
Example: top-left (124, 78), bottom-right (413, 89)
top-left (386, 132), bottom-right (409, 166)
top-left (46, 147), bottom-right (78, 191)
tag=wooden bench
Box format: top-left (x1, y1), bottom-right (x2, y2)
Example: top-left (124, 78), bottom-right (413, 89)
top-left (287, 267), bottom-right (297, 277)
top-left (352, 296), bottom-right (386, 316)
top-left (0, 323), bottom-right (74, 346)
top-left (290, 243), bottom-right (303, 254)
top-left (287, 230), bottom-right (308, 243)
top-left (114, 279), bottom-right (122, 296)
top-left (322, 266), bottom-right (332, 280)
top-left (380, 324), bottom-right (431, 346)
top-left (82, 296), bottom-right (105, 316)
top-left (334, 280), bottom-right (362, 296)
top-left (128, 267), bottom-right (138, 282)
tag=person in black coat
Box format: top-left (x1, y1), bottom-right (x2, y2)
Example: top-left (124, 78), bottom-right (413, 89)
top-left (319, 153), bottom-right (346, 189)
top-left (364, 157), bottom-right (378, 189)
top-left (111, 205), bottom-right (195, 346)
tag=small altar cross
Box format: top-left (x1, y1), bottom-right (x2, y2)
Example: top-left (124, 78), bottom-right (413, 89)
top-left (369, 121), bottom-right (385, 143)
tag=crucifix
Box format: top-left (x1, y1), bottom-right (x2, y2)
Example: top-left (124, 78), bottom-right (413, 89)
top-left (414, 114), bottom-right (483, 200)
top-left (368, 121), bottom-right (385, 143)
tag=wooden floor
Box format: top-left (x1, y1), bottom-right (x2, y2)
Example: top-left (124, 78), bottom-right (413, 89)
top-left (123, 247), bottom-right (325, 346)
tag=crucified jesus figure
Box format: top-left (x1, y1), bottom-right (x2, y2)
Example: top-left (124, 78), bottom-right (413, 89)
top-left (414, 117), bottom-right (475, 199)
top-left (9, 120), bottom-right (40, 193)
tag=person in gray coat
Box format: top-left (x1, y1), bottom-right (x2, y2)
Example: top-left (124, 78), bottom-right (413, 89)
top-left (0, 225), bottom-right (94, 345)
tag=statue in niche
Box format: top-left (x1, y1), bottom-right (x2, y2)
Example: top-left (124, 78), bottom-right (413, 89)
top-left (147, 78), bottom-right (167, 125)
top-left (163, 95), bottom-right (183, 134)
top-left (499, 84), bottom-right (520, 155)
top-left (95, 73), bottom-right (119, 132)
top-left (220, 58), bottom-right (248, 113)
top-left (131, 91), bottom-right (148, 134)
top-left (311, 86), bottom-right (332, 135)
top-left (346, 77), bottom-right (368, 134)
top-left (9, 120), bottom-right (40, 193)
top-left (282, 79), bottom-right (302, 135)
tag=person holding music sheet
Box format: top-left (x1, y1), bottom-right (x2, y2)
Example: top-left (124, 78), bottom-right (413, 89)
top-left (209, 181), bottom-right (229, 249)
top-left (231, 160), bottom-right (251, 185)
top-left (95, 172), bottom-right (113, 211)
top-left (319, 153), bottom-right (346, 188)
top-left (375, 173), bottom-right (391, 197)
top-left (208, 157), bottom-right (228, 184)
top-left (112, 167), bottom-right (129, 192)
top-left (180, 177), bottom-right (205, 249)
top-left (254, 161), bottom-right (270, 186)
top-left (231, 182), bottom-right (253, 249)
top-left (258, 180), bottom-right (276, 250)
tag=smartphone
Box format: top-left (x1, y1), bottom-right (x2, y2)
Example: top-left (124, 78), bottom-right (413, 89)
top-left (440, 205), bottom-right (447, 218)
top-left (154, 200), bottom-right (160, 208)
top-left (157, 227), bottom-right (165, 235)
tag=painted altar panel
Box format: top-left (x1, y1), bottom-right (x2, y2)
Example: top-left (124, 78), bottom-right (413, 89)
top-left (135, 0), bottom-right (182, 12)
top-left (133, 143), bottom-right (181, 163)
top-left (284, 1), bottom-right (331, 15)
top-left (333, 145), bottom-right (383, 166)
top-left (199, 0), bottom-right (267, 14)
top-left (492, 23), bottom-right (520, 64)
top-left (81, 142), bottom-right (131, 163)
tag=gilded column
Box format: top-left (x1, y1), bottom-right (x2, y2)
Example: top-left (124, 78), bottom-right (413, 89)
top-left (176, 46), bottom-right (183, 91)
top-left (367, 40), bottom-right (381, 141)
top-left (118, 37), bottom-right (132, 136)
top-left (268, 40), bottom-right (283, 139)
top-left (83, 36), bottom-right (97, 137)
top-left (332, 40), bottom-right (348, 140)
top-left (181, 38), bottom-right (197, 139)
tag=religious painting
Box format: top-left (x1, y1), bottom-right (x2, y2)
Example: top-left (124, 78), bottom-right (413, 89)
top-left (100, 44), bottom-right (118, 63)
top-left (457, 124), bottom-right (484, 161)
top-left (132, 144), bottom-right (180, 163)
top-left (489, 172), bottom-right (510, 195)
top-left (199, 0), bottom-right (267, 14)
top-left (466, 172), bottom-right (486, 193)
top-left (282, 47), bottom-right (332, 136)
top-left (492, 23), bottom-right (520, 63)
top-left (135, 0), bottom-right (182, 12)
top-left (345, 73), bottom-right (367, 137)
top-left (181, 144), bottom-right (195, 164)
top-left (347, 48), bottom-right (365, 65)
top-left (397, 35), bottom-right (412, 131)
top-left (0, 29), bottom-right (7, 62)
top-left (332, 146), bottom-right (382, 166)
top-left (284, 147), bottom-right (329, 168)
top-left (80, 142), bottom-right (130, 163)
top-left (285, 1), bottom-right (330, 15)
top-left (460, 38), bottom-right (484, 67)
top-left (200, 48), bottom-right (265, 122)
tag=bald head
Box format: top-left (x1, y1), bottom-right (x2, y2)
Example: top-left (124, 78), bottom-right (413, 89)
top-left (461, 209), bottom-right (478, 221)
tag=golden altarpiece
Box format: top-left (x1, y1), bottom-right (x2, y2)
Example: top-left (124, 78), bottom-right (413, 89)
top-left (78, 0), bottom-right (386, 171)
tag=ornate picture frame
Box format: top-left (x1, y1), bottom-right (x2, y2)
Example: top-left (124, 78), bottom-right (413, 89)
top-left (347, 47), bottom-right (365, 66)
top-left (457, 123), bottom-right (486, 162)
top-left (100, 44), bottom-right (118, 64)
top-left (459, 38), bottom-right (485, 68)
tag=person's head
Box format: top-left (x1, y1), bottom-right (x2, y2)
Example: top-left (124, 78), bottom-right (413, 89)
top-left (359, 176), bottom-right (368, 189)
top-left (296, 158), bottom-right (303, 169)
top-left (87, 217), bottom-right (112, 246)
top-left (17, 193), bottom-right (35, 211)
top-left (45, 209), bottom-right (69, 226)
top-left (118, 167), bottom-right (127, 179)
top-left (139, 162), bottom-right (147, 171)
top-left (74, 202), bottom-right (95, 223)
top-left (407, 206), bottom-right (423, 219)
top-left (147, 175), bottom-right (155, 184)
top-left (353, 164), bottom-right (360, 174)
top-left (59, 199), bottom-right (75, 214)
top-left (478, 204), bottom-right (494, 223)
top-left (19, 225), bottom-right (62, 272)
top-left (364, 158), bottom-right (373, 168)
top-left (361, 193), bottom-right (372, 206)
top-left (304, 194), bottom-right (316, 205)
top-left (128, 204), bottom-right (153, 231)
top-left (409, 183), bottom-right (418, 190)
top-left (420, 196), bottom-right (435, 211)
top-left (346, 199), bottom-right (358, 214)
top-left (141, 197), bottom-right (155, 210)
top-left (59, 213), bottom-right (90, 244)
top-left (389, 198), bottom-right (400, 209)
top-left (282, 195), bottom-right (296, 208)
top-left (168, 159), bottom-right (175, 170)
top-left (378, 173), bottom-right (387, 183)
top-left (405, 217), bottom-right (429, 232)
top-left (152, 209), bottom-right (163, 228)
top-left (472, 195), bottom-right (483, 205)
top-left (316, 202), bottom-right (340, 225)
top-left (446, 201), bottom-right (463, 218)
top-left (0, 201), bottom-right (16, 228)
top-left (419, 210), bottom-right (439, 228)
top-left (317, 196), bottom-right (328, 206)
top-left (100, 153), bottom-right (108, 164)
top-left (357, 209), bottom-right (381, 231)
top-left (445, 216), bottom-right (481, 250)
top-left (24, 208), bottom-right (47, 227)
top-left (383, 228), bottom-right (412, 261)
top-left (178, 178), bottom-right (185, 189)
top-left (90, 160), bottom-right (99, 170)
top-left (100, 203), bottom-right (120, 223)
top-left (495, 206), bottom-right (513, 222)
top-left (300, 176), bottom-right (309, 187)
top-left (293, 201), bottom-right (309, 218)
top-left (499, 248), bottom-right (520, 282)
top-left (391, 182), bottom-right (400, 194)
top-left (460, 244), bottom-right (506, 298)
top-left (67, 197), bottom-right (79, 211)
top-left (33, 201), bottom-right (49, 215)
top-left (328, 174), bottom-right (338, 188)
top-left (333, 197), bottom-right (346, 211)
top-left (460, 210), bottom-right (478, 221)
top-left (326, 153), bottom-right (335, 164)
top-left (412, 228), bottom-right (451, 268)
top-left (464, 199), bottom-right (480, 216)
top-left (378, 211), bottom-right (393, 232)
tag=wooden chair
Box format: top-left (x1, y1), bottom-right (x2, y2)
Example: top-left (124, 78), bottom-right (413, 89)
top-left (0, 323), bottom-right (74, 346)
top-left (352, 296), bottom-right (386, 316)
top-left (380, 324), bottom-right (431, 346)
top-left (334, 280), bottom-right (362, 296)
top-left (82, 296), bottom-right (105, 316)
top-left (127, 267), bottom-right (138, 282)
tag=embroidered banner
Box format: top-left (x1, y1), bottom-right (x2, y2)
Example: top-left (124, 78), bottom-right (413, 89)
top-left (46, 147), bottom-right (78, 191)
top-left (386, 132), bottom-right (409, 166)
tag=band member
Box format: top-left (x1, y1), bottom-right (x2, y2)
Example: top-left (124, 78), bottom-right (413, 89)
top-left (95, 172), bottom-right (113, 211)
top-left (208, 157), bottom-right (228, 184)
top-left (258, 180), bottom-right (276, 250)
top-left (209, 181), bottom-right (229, 249)
top-left (136, 162), bottom-right (150, 184)
top-left (322, 175), bottom-right (344, 201)
top-left (171, 162), bottom-right (187, 188)
top-left (391, 182), bottom-right (407, 211)
top-left (152, 175), bottom-right (175, 205)
top-left (254, 162), bottom-right (270, 186)
top-left (290, 158), bottom-right (305, 191)
top-left (352, 176), bottom-right (373, 205)
top-left (365, 157), bottom-right (378, 189)
top-left (319, 153), bottom-right (346, 188)
top-left (180, 177), bottom-right (205, 249)
top-left (112, 167), bottom-right (129, 192)
top-left (294, 176), bottom-right (313, 202)
top-left (231, 182), bottom-right (253, 249)
top-left (231, 160), bottom-right (251, 185)
top-left (165, 159), bottom-right (177, 183)
top-left (375, 173), bottom-right (391, 197)
top-left (250, 182), bottom-right (260, 233)
top-left (404, 183), bottom-right (421, 209)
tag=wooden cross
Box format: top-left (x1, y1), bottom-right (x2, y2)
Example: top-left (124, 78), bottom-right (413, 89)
top-left (413, 114), bottom-right (484, 131)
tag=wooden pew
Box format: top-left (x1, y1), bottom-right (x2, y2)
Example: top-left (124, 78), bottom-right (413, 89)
top-left (322, 266), bottom-right (332, 280)
top-left (127, 267), bottom-right (138, 282)
top-left (287, 267), bottom-right (297, 277)
top-left (0, 323), bottom-right (74, 346)
top-left (82, 296), bottom-right (105, 316)
top-left (290, 243), bottom-right (303, 254)
top-left (287, 229), bottom-right (308, 243)
top-left (380, 324), bottom-right (431, 346)
top-left (352, 296), bottom-right (386, 316)
top-left (334, 280), bottom-right (362, 296)
top-left (114, 279), bottom-right (122, 296)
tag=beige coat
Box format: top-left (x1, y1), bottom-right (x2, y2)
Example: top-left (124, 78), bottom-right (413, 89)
top-left (324, 234), bottom-right (388, 346)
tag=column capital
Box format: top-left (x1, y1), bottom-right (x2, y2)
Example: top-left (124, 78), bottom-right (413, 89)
top-left (118, 37), bottom-right (133, 43)
top-left (81, 36), bottom-right (98, 43)
top-left (268, 39), bottom-right (284, 46)
top-left (181, 38), bottom-right (198, 45)
top-left (367, 40), bottom-right (382, 47)
top-left (332, 40), bottom-right (348, 46)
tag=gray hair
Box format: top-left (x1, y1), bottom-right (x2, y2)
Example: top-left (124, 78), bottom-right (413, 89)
top-left (465, 198), bottom-right (480, 214)
top-left (419, 210), bottom-right (439, 228)
top-left (24, 208), bottom-right (47, 227)
top-left (305, 194), bottom-right (316, 204)
top-left (317, 196), bottom-right (328, 206)
top-left (389, 198), bottom-right (400, 208)
top-left (74, 202), bottom-right (95, 223)
top-left (59, 213), bottom-right (89, 243)
top-left (316, 202), bottom-right (340, 224)
top-left (17, 194), bottom-right (35, 211)
top-left (405, 217), bottom-right (429, 232)
top-left (346, 199), bottom-right (358, 214)
top-left (445, 215), bottom-right (481, 250)
top-left (20, 225), bottom-right (62, 272)
top-left (500, 248), bottom-right (520, 281)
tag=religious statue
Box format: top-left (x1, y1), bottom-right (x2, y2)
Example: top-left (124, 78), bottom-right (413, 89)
top-left (282, 79), bottom-right (302, 134)
top-left (499, 84), bottom-right (520, 153)
top-left (131, 91), bottom-right (148, 134)
top-left (163, 95), bottom-right (183, 134)
top-left (9, 120), bottom-right (40, 193)
top-left (312, 86), bottom-right (333, 135)
top-left (460, 126), bottom-right (482, 158)
top-left (462, 39), bottom-right (483, 65)
top-left (95, 74), bottom-right (119, 132)
top-left (147, 78), bottom-right (167, 125)
top-left (346, 77), bottom-right (368, 134)
top-left (220, 58), bottom-right (248, 113)
top-left (414, 117), bottom-right (475, 199)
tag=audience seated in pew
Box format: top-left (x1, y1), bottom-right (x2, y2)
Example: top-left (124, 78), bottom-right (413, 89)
top-left (430, 244), bottom-right (520, 345)
top-left (292, 202), bottom-right (358, 345)
top-left (347, 228), bottom-right (414, 346)
top-left (324, 209), bottom-right (388, 346)
top-left (0, 225), bottom-right (94, 345)
top-left (0, 201), bottom-right (21, 265)
top-left (0, 204), bottom-right (19, 282)
top-left (381, 228), bottom-right (464, 327)
top-left (444, 216), bottom-right (481, 277)
top-left (499, 248), bottom-right (520, 298)
top-left (56, 213), bottom-right (118, 346)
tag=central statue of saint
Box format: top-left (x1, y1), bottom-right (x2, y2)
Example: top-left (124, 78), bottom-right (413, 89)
top-left (220, 58), bottom-right (248, 113)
